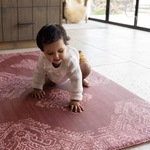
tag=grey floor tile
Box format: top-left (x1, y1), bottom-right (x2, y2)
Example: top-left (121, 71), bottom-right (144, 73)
top-left (73, 35), bottom-right (144, 51)
top-left (108, 47), bottom-right (150, 69)
top-left (67, 29), bottom-right (114, 39)
top-left (69, 38), bottom-right (128, 66)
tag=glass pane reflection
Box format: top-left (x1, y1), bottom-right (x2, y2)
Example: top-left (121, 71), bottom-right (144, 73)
top-left (109, 0), bottom-right (135, 25)
top-left (89, 0), bottom-right (106, 20)
top-left (137, 0), bottom-right (150, 28)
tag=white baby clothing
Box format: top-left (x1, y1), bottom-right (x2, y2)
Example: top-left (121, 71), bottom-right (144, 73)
top-left (32, 45), bottom-right (83, 101)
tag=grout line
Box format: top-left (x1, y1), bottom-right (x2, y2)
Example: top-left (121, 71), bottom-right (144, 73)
top-left (128, 61), bottom-right (150, 70)
top-left (74, 39), bottom-right (150, 70)
top-left (91, 61), bottom-right (150, 70)
top-left (91, 61), bottom-right (130, 67)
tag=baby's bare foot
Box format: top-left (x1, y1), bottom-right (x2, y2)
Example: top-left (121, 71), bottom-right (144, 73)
top-left (83, 79), bottom-right (90, 87)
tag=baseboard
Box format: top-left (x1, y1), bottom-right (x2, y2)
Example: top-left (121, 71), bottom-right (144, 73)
top-left (0, 40), bottom-right (37, 50)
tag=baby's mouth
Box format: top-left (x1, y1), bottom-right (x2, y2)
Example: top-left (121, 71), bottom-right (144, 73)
top-left (54, 59), bottom-right (60, 61)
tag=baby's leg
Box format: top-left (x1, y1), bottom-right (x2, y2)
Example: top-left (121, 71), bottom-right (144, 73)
top-left (45, 74), bottom-right (56, 86)
top-left (80, 62), bottom-right (91, 87)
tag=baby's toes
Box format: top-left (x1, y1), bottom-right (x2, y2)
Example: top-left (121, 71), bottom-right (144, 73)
top-left (83, 79), bottom-right (90, 87)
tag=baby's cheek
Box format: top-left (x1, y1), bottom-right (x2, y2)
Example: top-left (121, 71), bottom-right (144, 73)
top-left (48, 58), bottom-right (53, 62)
top-left (46, 56), bottom-right (52, 62)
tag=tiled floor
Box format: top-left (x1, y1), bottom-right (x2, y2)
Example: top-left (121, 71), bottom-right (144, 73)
top-left (0, 20), bottom-right (150, 149)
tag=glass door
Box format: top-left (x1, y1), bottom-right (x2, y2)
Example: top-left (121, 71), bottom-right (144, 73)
top-left (137, 0), bottom-right (150, 28)
top-left (109, 0), bottom-right (136, 25)
top-left (89, 0), bottom-right (150, 31)
top-left (89, 0), bottom-right (107, 20)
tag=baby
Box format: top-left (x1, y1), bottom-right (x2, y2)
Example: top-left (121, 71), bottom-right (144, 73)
top-left (32, 24), bottom-right (91, 113)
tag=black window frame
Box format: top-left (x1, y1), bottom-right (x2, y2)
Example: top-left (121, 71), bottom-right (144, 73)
top-left (89, 0), bottom-right (150, 32)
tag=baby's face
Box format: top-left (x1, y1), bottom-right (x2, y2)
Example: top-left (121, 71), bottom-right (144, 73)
top-left (43, 39), bottom-right (67, 68)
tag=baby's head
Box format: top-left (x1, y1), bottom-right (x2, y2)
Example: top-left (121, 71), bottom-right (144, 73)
top-left (36, 24), bottom-right (70, 68)
top-left (36, 24), bottom-right (70, 52)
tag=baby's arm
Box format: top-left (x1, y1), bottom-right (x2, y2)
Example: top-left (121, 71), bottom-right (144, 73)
top-left (67, 58), bottom-right (84, 113)
top-left (32, 54), bottom-right (46, 98)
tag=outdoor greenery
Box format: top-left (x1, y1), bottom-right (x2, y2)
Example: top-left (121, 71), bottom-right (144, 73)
top-left (90, 10), bottom-right (105, 15)
top-left (90, 9), bottom-right (123, 15)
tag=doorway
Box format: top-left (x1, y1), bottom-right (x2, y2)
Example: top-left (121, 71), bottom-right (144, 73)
top-left (89, 0), bottom-right (150, 31)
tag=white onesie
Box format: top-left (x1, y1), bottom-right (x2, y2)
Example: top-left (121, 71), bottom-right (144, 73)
top-left (32, 45), bottom-right (83, 101)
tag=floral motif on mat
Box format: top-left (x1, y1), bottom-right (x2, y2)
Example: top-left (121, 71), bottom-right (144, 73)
top-left (0, 118), bottom-right (94, 150)
top-left (11, 59), bottom-right (37, 70)
top-left (87, 71), bottom-right (110, 86)
top-left (0, 72), bottom-right (32, 101)
top-left (1, 98), bottom-right (150, 150)
top-left (0, 53), bottom-right (18, 63)
top-left (0, 51), bottom-right (41, 63)
top-left (36, 88), bottom-right (92, 112)
top-left (19, 51), bottom-right (41, 56)
top-left (96, 98), bottom-right (150, 149)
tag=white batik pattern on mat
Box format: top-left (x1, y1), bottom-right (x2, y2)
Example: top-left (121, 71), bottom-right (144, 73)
top-left (87, 71), bottom-right (110, 86)
top-left (0, 51), bottom-right (41, 63)
top-left (0, 53), bottom-right (18, 63)
top-left (1, 98), bottom-right (150, 150)
top-left (19, 51), bottom-right (41, 56)
top-left (0, 72), bottom-right (32, 101)
top-left (11, 59), bottom-right (37, 70)
top-left (36, 88), bottom-right (92, 112)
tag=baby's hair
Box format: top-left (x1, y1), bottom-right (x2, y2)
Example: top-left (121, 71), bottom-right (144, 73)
top-left (36, 24), bottom-right (70, 51)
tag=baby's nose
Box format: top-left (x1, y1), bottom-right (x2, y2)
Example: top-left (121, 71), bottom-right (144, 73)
top-left (54, 53), bottom-right (59, 58)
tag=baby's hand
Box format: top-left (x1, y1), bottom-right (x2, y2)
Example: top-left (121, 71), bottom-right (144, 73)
top-left (32, 88), bottom-right (45, 98)
top-left (65, 100), bottom-right (84, 113)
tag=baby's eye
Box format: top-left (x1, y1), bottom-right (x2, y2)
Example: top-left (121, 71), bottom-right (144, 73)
top-left (59, 50), bottom-right (63, 53)
top-left (48, 53), bottom-right (53, 55)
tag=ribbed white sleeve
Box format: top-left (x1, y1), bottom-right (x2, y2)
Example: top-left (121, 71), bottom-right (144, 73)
top-left (68, 56), bottom-right (83, 101)
top-left (32, 55), bottom-right (46, 89)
